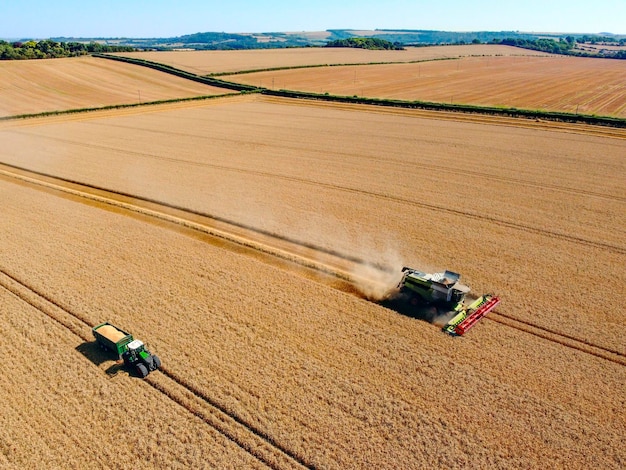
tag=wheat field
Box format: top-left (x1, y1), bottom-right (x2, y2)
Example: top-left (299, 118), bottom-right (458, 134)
top-left (0, 55), bottom-right (233, 117)
top-left (224, 55), bottom-right (626, 117)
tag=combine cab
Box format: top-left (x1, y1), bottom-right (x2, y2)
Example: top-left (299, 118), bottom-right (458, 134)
top-left (398, 266), bottom-right (500, 336)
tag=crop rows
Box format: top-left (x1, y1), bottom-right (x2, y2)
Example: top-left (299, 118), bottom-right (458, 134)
top-left (2, 96), bottom-right (624, 349)
top-left (224, 55), bottom-right (626, 118)
top-left (0, 55), bottom-right (232, 118)
top-left (100, 52), bottom-right (626, 126)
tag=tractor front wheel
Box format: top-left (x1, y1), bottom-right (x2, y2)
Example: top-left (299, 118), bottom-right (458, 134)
top-left (152, 355), bottom-right (161, 370)
top-left (136, 363), bottom-right (149, 379)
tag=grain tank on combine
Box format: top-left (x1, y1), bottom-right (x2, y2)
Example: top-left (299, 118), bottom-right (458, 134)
top-left (398, 266), bottom-right (500, 336)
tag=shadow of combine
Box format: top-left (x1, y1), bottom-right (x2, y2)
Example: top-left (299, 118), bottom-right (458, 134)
top-left (75, 341), bottom-right (129, 377)
top-left (379, 290), bottom-right (456, 327)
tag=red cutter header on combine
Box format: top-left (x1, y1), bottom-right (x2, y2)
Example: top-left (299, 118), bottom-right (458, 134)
top-left (453, 295), bottom-right (500, 336)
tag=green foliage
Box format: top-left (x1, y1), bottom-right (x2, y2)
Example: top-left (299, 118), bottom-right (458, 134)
top-left (327, 30), bottom-right (539, 45)
top-left (499, 37), bottom-right (575, 54)
top-left (84, 42), bottom-right (135, 53)
top-left (1, 93), bottom-right (235, 122)
top-left (91, 53), bottom-right (259, 91)
top-left (175, 32), bottom-right (257, 49)
top-left (498, 36), bottom-right (625, 59)
top-left (36, 30), bottom-right (626, 52)
top-left (578, 35), bottom-right (626, 45)
top-left (0, 40), bottom-right (134, 60)
top-left (325, 37), bottom-right (404, 50)
top-left (145, 31), bottom-right (315, 50)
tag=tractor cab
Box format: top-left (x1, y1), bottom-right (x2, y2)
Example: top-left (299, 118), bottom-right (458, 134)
top-left (123, 339), bottom-right (149, 364)
top-left (122, 338), bottom-right (161, 377)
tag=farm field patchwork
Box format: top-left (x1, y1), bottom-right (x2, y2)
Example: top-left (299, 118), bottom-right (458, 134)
top-left (0, 51), bottom-right (625, 468)
top-left (0, 55), bottom-right (234, 117)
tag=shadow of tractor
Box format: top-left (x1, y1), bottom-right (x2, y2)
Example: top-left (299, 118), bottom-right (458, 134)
top-left (75, 341), bottom-right (129, 377)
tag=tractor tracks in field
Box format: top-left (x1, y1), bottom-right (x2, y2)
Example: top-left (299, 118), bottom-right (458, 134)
top-left (486, 310), bottom-right (626, 367)
top-left (2, 162), bottom-right (624, 370)
top-left (8, 122), bottom-right (626, 206)
top-left (0, 268), bottom-right (312, 470)
top-left (1, 131), bottom-right (624, 257)
top-left (259, 95), bottom-right (626, 140)
top-left (0, 161), bottom-right (387, 278)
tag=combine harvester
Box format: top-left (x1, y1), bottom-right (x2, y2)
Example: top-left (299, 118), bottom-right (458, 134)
top-left (397, 267), bottom-right (500, 336)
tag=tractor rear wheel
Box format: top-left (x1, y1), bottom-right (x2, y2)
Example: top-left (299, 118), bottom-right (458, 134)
top-left (136, 363), bottom-right (149, 378)
top-left (152, 355), bottom-right (161, 370)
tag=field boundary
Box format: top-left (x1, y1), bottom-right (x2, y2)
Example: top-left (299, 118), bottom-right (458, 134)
top-left (92, 53), bottom-right (259, 91)
top-left (0, 92), bottom-right (240, 122)
top-left (206, 56), bottom-right (460, 76)
top-left (93, 53), bottom-right (626, 128)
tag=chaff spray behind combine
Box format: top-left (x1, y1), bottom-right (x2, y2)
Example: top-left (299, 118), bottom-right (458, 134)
top-left (397, 267), bottom-right (500, 336)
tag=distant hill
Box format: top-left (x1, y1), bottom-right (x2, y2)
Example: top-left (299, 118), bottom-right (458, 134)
top-left (48, 29), bottom-right (626, 51)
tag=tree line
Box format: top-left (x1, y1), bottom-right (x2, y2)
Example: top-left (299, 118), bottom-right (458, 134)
top-left (325, 37), bottom-right (405, 50)
top-left (497, 37), bottom-right (625, 59)
top-left (0, 40), bottom-right (134, 60)
top-left (498, 37), bottom-right (576, 54)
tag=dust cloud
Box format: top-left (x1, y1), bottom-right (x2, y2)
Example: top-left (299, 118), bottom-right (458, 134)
top-left (350, 249), bottom-right (404, 301)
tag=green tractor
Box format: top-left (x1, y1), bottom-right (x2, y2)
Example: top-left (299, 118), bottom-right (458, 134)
top-left (121, 339), bottom-right (161, 378)
top-left (92, 322), bottom-right (161, 378)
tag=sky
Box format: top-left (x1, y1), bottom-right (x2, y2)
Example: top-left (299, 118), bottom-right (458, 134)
top-left (1, 0), bottom-right (625, 39)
